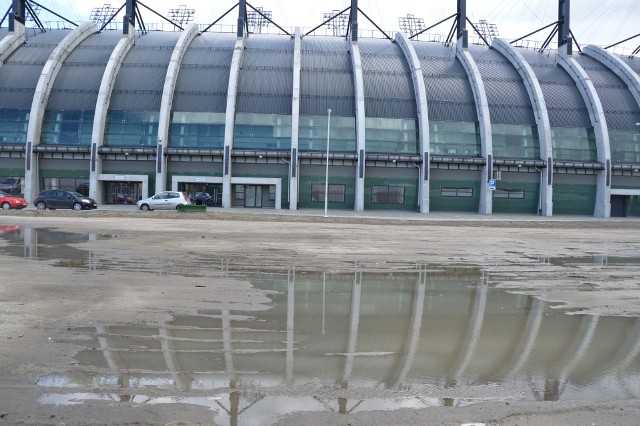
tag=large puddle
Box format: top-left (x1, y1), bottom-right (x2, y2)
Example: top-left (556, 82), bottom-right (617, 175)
top-left (2, 226), bottom-right (640, 424)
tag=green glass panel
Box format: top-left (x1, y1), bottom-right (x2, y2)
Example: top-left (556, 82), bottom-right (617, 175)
top-left (298, 175), bottom-right (355, 209)
top-left (551, 127), bottom-right (597, 161)
top-left (299, 114), bottom-right (356, 152)
top-left (169, 112), bottom-right (225, 148)
top-left (429, 121), bottom-right (481, 156)
top-left (492, 182), bottom-right (539, 214)
top-left (0, 108), bottom-right (30, 144)
top-left (41, 110), bottom-right (94, 145)
top-left (364, 177), bottom-right (418, 211)
top-left (365, 117), bottom-right (418, 154)
top-left (609, 129), bottom-right (640, 163)
top-left (233, 113), bottom-right (292, 150)
top-left (492, 123), bottom-right (540, 159)
top-left (105, 111), bottom-right (158, 147)
top-left (552, 184), bottom-right (596, 215)
top-left (429, 179), bottom-right (480, 212)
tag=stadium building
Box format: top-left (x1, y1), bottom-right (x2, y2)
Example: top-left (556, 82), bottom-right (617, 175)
top-left (1, 0), bottom-right (639, 216)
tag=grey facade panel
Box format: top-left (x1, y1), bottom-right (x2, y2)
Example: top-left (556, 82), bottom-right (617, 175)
top-left (412, 41), bottom-right (477, 123)
top-left (300, 37), bottom-right (355, 117)
top-left (516, 47), bottom-right (591, 128)
top-left (237, 35), bottom-right (293, 115)
top-left (469, 45), bottom-right (536, 125)
top-left (173, 33), bottom-right (236, 114)
top-left (110, 34), bottom-right (179, 112)
top-left (47, 33), bottom-right (120, 110)
top-left (575, 54), bottom-right (640, 130)
top-left (360, 39), bottom-right (416, 119)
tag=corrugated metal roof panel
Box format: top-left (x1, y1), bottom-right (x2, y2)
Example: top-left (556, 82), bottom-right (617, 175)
top-left (173, 33), bottom-right (236, 113)
top-left (516, 47), bottom-right (591, 128)
top-left (300, 37), bottom-right (354, 117)
top-left (359, 39), bottom-right (416, 119)
top-left (619, 55), bottom-right (640, 74)
top-left (469, 45), bottom-right (536, 125)
top-left (575, 54), bottom-right (640, 130)
top-left (24, 29), bottom-right (72, 44)
top-left (237, 35), bottom-right (293, 115)
top-left (412, 41), bottom-right (477, 123)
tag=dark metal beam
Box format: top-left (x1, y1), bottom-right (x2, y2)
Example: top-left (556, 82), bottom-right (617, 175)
top-left (510, 20), bottom-right (560, 44)
top-left (304, 6), bottom-right (350, 37)
top-left (357, 7), bottom-right (391, 41)
top-left (445, 16), bottom-right (458, 44)
top-left (10, 0), bottom-right (25, 31)
top-left (466, 17), bottom-right (490, 47)
top-left (457, 0), bottom-right (468, 48)
top-left (99, 3), bottom-right (125, 32)
top-left (246, 2), bottom-right (290, 36)
top-left (409, 12), bottom-right (457, 40)
top-left (138, 1), bottom-right (183, 31)
top-left (1, 6), bottom-right (11, 27)
top-left (605, 32), bottom-right (640, 50)
top-left (201, 2), bottom-right (238, 34)
top-left (135, 3), bottom-right (146, 34)
top-left (558, 0), bottom-right (572, 54)
top-left (349, 0), bottom-right (358, 42)
top-left (123, 0), bottom-right (134, 35)
top-left (539, 25), bottom-right (558, 52)
top-left (25, 0), bottom-right (44, 31)
top-left (238, 0), bottom-right (246, 37)
top-left (28, 0), bottom-right (77, 27)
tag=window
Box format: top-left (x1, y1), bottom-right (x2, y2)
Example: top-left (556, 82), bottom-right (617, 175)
top-left (269, 185), bottom-right (276, 201)
top-left (43, 178), bottom-right (90, 196)
top-left (493, 189), bottom-right (525, 199)
top-left (234, 185), bottom-right (245, 200)
top-left (441, 187), bottom-right (473, 197)
top-left (311, 184), bottom-right (345, 203)
top-left (372, 185), bottom-right (405, 204)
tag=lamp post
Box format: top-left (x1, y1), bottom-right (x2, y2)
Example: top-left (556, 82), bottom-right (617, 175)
top-left (324, 109), bottom-right (331, 218)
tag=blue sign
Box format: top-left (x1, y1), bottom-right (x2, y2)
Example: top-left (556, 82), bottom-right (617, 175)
top-left (489, 179), bottom-right (496, 190)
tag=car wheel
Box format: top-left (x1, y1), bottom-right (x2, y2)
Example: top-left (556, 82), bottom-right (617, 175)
top-left (1, 202), bottom-right (10, 210)
top-left (36, 201), bottom-right (46, 210)
top-left (72, 202), bottom-right (82, 211)
top-left (140, 204), bottom-right (150, 211)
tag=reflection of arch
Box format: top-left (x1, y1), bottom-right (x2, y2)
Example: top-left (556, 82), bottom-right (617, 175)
top-left (389, 269), bottom-right (426, 388)
top-left (286, 266), bottom-right (295, 384)
top-left (500, 298), bottom-right (545, 378)
top-left (159, 327), bottom-right (190, 390)
top-left (340, 270), bottom-right (362, 387)
top-left (448, 270), bottom-right (489, 384)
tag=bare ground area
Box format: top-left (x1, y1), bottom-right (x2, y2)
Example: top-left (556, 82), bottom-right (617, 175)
top-left (1, 209), bottom-right (640, 425)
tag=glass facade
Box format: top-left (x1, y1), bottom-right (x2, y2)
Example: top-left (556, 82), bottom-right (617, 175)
top-left (492, 124), bottom-right (539, 159)
top-left (104, 111), bottom-right (158, 147)
top-left (609, 129), bottom-right (640, 163)
top-left (42, 177), bottom-right (90, 195)
top-left (365, 117), bottom-right (418, 154)
top-left (169, 112), bottom-right (225, 148)
top-left (0, 108), bottom-right (30, 144)
top-left (41, 110), bottom-right (94, 145)
top-left (299, 115), bottom-right (356, 152)
top-left (429, 121), bottom-right (481, 156)
top-left (234, 113), bottom-right (292, 150)
top-left (551, 127), bottom-right (597, 162)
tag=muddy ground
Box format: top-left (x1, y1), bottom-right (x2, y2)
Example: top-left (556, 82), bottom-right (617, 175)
top-left (1, 209), bottom-right (640, 425)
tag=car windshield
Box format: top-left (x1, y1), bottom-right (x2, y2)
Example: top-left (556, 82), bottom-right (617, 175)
top-left (69, 192), bottom-right (85, 198)
top-left (0, 191), bottom-right (8, 197)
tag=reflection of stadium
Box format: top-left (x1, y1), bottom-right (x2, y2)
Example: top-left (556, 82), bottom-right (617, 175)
top-left (34, 267), bottom-right (640, 421)
top-left (1, 1), bottom-right (640, 215)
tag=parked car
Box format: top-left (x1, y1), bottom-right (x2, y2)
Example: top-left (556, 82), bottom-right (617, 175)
top-left (136, 191), bottom-right (191, 211)
top-left (193, 192), bottom-right (212, 205)
top-left (0, 190), bottom-right (28, 210)
top-left (33, 190), bottom-right (98, 211)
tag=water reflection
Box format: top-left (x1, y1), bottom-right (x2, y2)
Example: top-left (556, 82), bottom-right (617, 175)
top-left (34, 267), bottom-right (640, 423)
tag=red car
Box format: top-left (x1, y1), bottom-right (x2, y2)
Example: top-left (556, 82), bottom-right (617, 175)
top-left (0, 191), bottom-right (28, 210)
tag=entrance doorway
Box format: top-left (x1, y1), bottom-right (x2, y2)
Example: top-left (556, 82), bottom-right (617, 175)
top-left (104, 181), bottom-right (141, 205)
top-left (244, 185), bottom-right (263, 208)
top-left (179, 183), bottom-right (223, 207)
top-left (611, 195), bottom-right (628, 217)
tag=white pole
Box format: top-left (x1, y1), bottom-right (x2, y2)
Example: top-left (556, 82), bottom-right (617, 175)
top-left (324, 109), bottom-right (331, 218)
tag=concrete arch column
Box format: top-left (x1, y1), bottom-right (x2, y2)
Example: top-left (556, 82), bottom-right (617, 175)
top-left (289, 27), bottom-right (302, 210)
top-left (395, 32), bottom-right (430, 213)
top-left (23, 22), bottom-right (98, 202)
top-left (349, 39), bottom-right (366, 212)
top-left (0, 22), bottom-right (25, 67)
top-left (155, 23), bottom-right (200, 193)
top-left (557, 54), bottom-right (612, 217)
top-left (222, 36), bottom-right (246, 208)
top-left (583, 45), bottom-right (640, 111)
top-left (89, 32), bottom-right (135, 203)
top-left (455, 44), bottom-right (493, 215)
top-left (492, 38), bottom-right (554, 216)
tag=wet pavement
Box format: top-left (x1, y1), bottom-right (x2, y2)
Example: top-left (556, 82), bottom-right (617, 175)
top-left (1, 226), bottom-right (640, 424)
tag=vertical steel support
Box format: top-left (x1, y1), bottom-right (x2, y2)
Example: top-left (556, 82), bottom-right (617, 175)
top-left (558, 0), bottom-right (572, 57)
top-left (457, 0), bottom-right (468, 50)
top-left (238, 0), bottom-right (246, 38)
top-left (349, 0), bottom-right (358, 42)
top-left (124, 0), bottom-right (135, 35)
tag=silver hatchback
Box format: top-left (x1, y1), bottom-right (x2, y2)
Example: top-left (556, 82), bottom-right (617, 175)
top-left (136, 191), bottom-right (191, 211)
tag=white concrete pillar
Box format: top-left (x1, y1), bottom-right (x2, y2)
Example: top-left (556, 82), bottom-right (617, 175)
top-left (349, 40), bottom-right (366, 212)
top-left (24, 22), bottom-right (98, 203)
top-left (289, 28), bottom-right (302, 210)
top-left (89, 32), bottom-right (135, 204)
top-left (395, 32), bottom-right (430, 213)
top-left (456, 44), bottom-right (493, 215)
top-left (0, 22), bottom-right (25, 68)
top-left (492, 38), bottom-right (554, 216)
top-left (222, 36), bottom-right (246, 208)
top-left (558, 53), bottom-right (612, 217)
top-left (156, 24), bottom-right (200, 193)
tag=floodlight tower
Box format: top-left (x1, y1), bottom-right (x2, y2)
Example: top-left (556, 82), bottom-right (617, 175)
top-left (323, 9), bottom-right (348, 36)
top-left (398, 14), bottom-right (425, 38)
top-left (247, 6), bottom-right (271, 34)
top-left (168, 5), bottom-right (195, 27)
top-left (90, 4), bottom-right (118, 28)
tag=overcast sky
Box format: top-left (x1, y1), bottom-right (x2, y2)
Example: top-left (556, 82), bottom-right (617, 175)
top-left (3, 0), bottom-right (640, 53)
